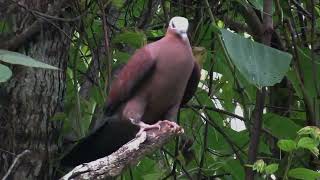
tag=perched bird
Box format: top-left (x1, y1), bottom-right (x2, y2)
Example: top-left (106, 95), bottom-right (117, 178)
top-left (61, 16), bottom-right (200, 166)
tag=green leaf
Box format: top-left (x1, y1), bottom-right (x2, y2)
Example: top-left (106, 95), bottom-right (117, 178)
top-left (252, 159), bottom-right (266, 173)
top-left (277, 139), bottom-right (297, 152)
top-left (265, 163), bottom-right (278, 174)
top-left (298, 137), bottom-right (318, 149)
top-left (223, 159), bottom-right (245, 180)
top-left (0, 64), bottom-right (12, 82)
top-left (288, 168), bottom-right (320, 180)
top-left (0, 20), bottom-right (11, 33)
top-left (112, 31), bottom-right (146, 48)
top-left (143, 173), bottom-right (162, 180)
top-left (50, 112), bottom-right (67, 121)
top-left (0, 50), bottom-right (58, 69)
top-left (298, 126), bottom-right (316, 136)
top-left (112, 0), bottom-right (125, 8)
top-left (286, 48), bottom-right (320, 99)
top-left (263, 113), bottom-right (301, 139)
top-left (113, 50), bottom-right (131, 64)
top-left (220, 29), bottom-right (292, 88)
top-left (248, 0), bottom-right (275, 15)
top-left (297, 137), bottom-right (319, 156)
top-left (298, 126), bottom-right (320, 141)
top-left (84, 18), bottom-right (103, 47)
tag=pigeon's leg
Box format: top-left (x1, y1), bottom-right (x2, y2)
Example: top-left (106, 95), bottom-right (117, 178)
top-left (160, 103), bottom-right (183, 132)
top-left (122, 97), bottom-right (161, 137)
top-left (137, 103), bottom-right (180, 136)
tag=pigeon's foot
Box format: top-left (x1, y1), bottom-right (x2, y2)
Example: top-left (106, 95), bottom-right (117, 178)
top-left (160, 120), bottom-right (184, 133)
top-left (135, 121), bottom-right (161, 137)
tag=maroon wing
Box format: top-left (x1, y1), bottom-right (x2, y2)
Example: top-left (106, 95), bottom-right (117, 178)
top-left (181, 61), bottom-right (200, 105)
top-left (105, 48), bottom-right (156, 115)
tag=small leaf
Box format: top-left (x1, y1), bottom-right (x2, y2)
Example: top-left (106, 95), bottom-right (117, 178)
top-left (288, 168), bottom-right (320, 180)
top-left (0, 64), bottom-right (12, 82)
top-left (252, 159), bottom-right (265, 173)
top-left (298, 137), bottom-right (319, 156)
top-left (277, 139), bottom-right (297, 152)
top-left (112, 31), bottom-right (146, 48)
top-left (298, 137), bottom-right (318, 149)
top-left (0, 50), bottom-right (58, 69)
top-left (112, 0), bottom-right (125, 8)
top-left (298, 126), bottom-right (320, 141)
top-left (50, 112), bottom-right (67, 121)
top-left (265, 164), bottom-right (279, 174)
top-left (298, 126), bottom-right (316, 136)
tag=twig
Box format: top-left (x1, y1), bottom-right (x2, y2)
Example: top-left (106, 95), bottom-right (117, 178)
top-left (189, 106), bottom-right (246, 165)
top-left (285, 19), bottom-right (316, 125)
top-left (2, 150), bottom-right (31, 180)
top-left (187, 105), bottom-right (245, 121)
top-left (161, 149), bottom-right (193, 180)
top-left (61, 121), bottom-right (184, 180)
top-left (97, 0), bottom-right (112, 93)
top-left (291, 0), bottom-right (312, 18)
top-left (197, 116), bottom-right (208, 179)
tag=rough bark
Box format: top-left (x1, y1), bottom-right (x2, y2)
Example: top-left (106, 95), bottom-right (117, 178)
top-left (0, 1), bottom-right (73, 179)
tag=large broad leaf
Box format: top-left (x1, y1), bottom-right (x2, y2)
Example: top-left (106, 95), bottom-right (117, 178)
top-left (0, 50), bottom-right (58, 70)
top-left (263, 113), bottom-right (301, 139)
top-left (0, 64), bottom-right (12, 82)
top-left (286, 48), bottom-right (320, 99)
top-left (288, 168), bottom-right (320, 180)
top-left (220, 29), bottom-right (292, 88)
top-left (223, 159), bottom-right (245, 180)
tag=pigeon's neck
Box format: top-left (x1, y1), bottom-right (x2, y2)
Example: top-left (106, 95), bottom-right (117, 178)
top-left (165, 28), bottom-right (190, 45)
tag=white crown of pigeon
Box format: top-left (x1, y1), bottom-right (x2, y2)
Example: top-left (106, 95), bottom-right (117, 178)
top-left (169, 16), bottom-right (189, 32)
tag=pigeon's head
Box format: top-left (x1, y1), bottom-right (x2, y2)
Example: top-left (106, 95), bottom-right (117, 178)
top-left (169, 16), bottom-right (189, 41)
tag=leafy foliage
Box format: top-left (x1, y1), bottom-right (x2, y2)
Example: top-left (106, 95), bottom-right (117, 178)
top-left (2, 0), bottom-right (320, 179)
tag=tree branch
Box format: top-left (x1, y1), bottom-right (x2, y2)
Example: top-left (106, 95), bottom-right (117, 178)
top-left (60, 121), bottom-right (184, 180)
top-left (245, 0), bottom-right (273, 179)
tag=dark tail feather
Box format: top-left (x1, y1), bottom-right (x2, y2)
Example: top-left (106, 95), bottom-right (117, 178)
top-left (61, 117), bottom-right (138, 166)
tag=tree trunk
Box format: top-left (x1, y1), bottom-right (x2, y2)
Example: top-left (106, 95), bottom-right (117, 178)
top-left (0, 1), bottom-right (73, 179)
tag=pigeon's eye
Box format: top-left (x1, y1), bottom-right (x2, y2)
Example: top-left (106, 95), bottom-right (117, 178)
top-left (171, 22), bottom-right (176, 28)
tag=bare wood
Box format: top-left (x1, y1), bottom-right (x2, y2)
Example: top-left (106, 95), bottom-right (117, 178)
top-left (61, 121), bottom-right (184, 180)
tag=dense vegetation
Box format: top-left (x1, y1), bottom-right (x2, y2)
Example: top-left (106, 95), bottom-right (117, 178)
top-left (0, 0), bottom-right (319, 179)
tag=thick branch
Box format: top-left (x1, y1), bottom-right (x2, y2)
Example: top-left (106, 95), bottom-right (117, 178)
top-left (61, 121), bottom-right (184, 180)
top-left (241, 3), bottom-right (264, 38)
top-left (245, 0), bottom-right (273, 179)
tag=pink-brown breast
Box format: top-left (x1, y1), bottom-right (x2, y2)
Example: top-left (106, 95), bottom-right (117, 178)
top-left (135, 36), bottom-right (195, 123)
